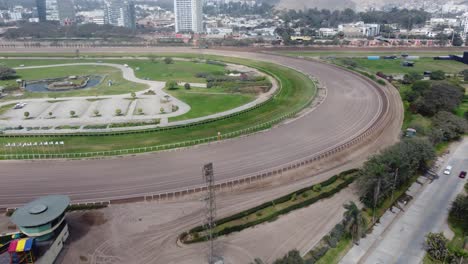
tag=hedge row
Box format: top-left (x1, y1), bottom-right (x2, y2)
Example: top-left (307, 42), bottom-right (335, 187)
top-left (304, 222), bottom-right (349, 263)
top-left (183, 169), bottom-right (358, 243)
top-left (66, 203), bottom-right (108, 212)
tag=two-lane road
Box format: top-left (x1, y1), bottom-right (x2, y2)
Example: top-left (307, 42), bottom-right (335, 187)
top-left (360, 139), bottom-right (468, 264)
top-left (0, 49), bottom-right (402, 207)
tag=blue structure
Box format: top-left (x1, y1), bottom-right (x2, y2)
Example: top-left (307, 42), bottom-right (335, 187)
top-left (367, 56), bottom-right (380, 60)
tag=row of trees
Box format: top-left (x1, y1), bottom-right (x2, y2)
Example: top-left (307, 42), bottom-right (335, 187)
top-left (204, 2), bottom-right (275, 17)
top-left (407, 81), bottom-right (464, 116)
top-left (281, 8), bottom-right (430, 30)
top-left (357, 138), bottom-right (435, 210)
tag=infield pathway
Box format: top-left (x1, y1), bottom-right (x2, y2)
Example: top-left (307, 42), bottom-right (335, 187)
top-left (0, 49), bottom-right (402, 207)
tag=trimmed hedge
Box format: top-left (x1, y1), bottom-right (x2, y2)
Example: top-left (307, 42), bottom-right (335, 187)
top-left (183, 169), bottom-right (358, 243)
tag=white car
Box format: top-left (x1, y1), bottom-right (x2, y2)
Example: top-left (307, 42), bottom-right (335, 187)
top-left (443, 165), bottom-right (452, 175)
top-left (13, 102), bottom-right (27, 109)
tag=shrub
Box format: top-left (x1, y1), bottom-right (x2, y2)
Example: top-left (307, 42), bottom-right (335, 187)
top-left (430, 70), bottom-right (446, 80)
top-left (377, 79), bottom-right (386, 85)
top-left (341, 59), bottom-right (357, 67)
top-left (184, 83), bottom-right (191, 90)
top-left (313, 184), bottom-right (322, 192)
top-left (0, 66), bottom-right (16, 80)
top-left (166, 80), bottom-right (178, 90)
top-left (163, 57), bottom-right (173, 64)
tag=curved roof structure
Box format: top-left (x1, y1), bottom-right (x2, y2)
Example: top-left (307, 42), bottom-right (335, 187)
top-left (11, 195), bottom-right (70, 227)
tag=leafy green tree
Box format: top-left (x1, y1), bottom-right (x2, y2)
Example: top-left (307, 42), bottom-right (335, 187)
top-left (430, 70), bottom-right (446, 80)
top-left (70, 110), bottom-right (76, 117)
top-left (137, 108), bottom-right (143, 115)
top-left (130, 92), bottom-right (136, 99)
top-left (166, 80), bottom-right (178, 90)
top-left (358, 138), bottom-right (435, 208)
top-left (460, 69), bottom-right (468, 82)
top-left (412, 83), bottom-right (464, 116)
top-left (23, 111), bottom-right (30, 119)
top-left (93, 109), bottom-right (100, 117)
top-left (48, 112), bottom-right (53, 117)
top-left (425, 233), bottom-right (454, 262)
top-left (432, 111), bottom-right (468, 142)
top-left (0, 66), bottom-right (16, 80)
top-left (402, 72), bottom-right (423, 84)
top-left (449, 194), bottom-right (468, 233)
top-left (163, 57), bottom-right (173, 64)
top-left (343, 202), bottom-right (367, 244)
top-left (451, 33), bottom-right (463, 46)
top-left (411, 81), bottom-right (431, 95)
top-left (115, 108), bottom-right (122, 116)
top-left (184, 83), bottom-right (191, 90)
top-left (272, 250), bottom-right (304, 264)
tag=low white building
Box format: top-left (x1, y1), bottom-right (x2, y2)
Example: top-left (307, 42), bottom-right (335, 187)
top-left (428, 18), bottom-right (459, 28)
top-left (338, 22), bottom-right (380, 37)
top-left (77, 10), bottom-right (105, 25)
top-left (319, 28), bottom-right (338, 37)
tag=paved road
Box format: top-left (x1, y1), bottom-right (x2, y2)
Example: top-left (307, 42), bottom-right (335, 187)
top-left (358, 139), bottom-right (468, 264)
top-left (0, 49), bottom-right (402, 207)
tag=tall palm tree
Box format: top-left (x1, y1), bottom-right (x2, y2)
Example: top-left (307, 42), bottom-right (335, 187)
top-left (343, 201), bottom-right (367, 245)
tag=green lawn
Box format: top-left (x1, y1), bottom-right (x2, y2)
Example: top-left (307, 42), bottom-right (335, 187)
top-left (124, 60), bottom-right (226, 83)
top-left (0, 55), bottom-right (316, 156)
top-left (334, 58), bottom-right (468, 75)
top-left (166, 86), bottom-right (255, 121)
top-left (0, 64), bottom-right (147, 100)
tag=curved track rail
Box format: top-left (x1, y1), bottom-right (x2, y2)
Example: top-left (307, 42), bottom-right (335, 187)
top-left (0, 50), bottom-right (402, 208)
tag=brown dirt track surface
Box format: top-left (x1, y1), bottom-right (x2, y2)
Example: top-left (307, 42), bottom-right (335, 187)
top-left (0, 47), bottom-right (406, 263)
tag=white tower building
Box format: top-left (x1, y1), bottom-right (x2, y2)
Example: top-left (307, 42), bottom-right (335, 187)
top-left (174, 0), bottom-right (203, 33)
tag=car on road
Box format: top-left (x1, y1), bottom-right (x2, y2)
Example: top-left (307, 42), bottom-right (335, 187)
top-left (460, 171), bottom-right (467, 179)
top-left (443, 165), bottom-right (452, 175)
top-left (13, 102), bottom-right (27, 109)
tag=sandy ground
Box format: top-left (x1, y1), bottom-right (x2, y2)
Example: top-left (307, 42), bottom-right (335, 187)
top-left (48, 110), bottom-right (401, 264)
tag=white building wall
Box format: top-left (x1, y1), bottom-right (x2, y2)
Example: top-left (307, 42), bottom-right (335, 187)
top-left (45, 0), bottom-right (59, 21)
top-left (174, 0), bottom-right (203, 33)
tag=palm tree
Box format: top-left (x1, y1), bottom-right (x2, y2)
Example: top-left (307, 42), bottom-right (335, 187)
top-left (343, 201), bottom-right (367, 245)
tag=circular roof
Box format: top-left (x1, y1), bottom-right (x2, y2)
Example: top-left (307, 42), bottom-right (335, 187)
top-left (11, 195), bottom-right (70, 227)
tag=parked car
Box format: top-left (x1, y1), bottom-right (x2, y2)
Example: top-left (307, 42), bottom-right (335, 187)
top-left (13, 102), bottom-right (26, 109)
top-left (443, 165), bottom-right (452, 175)
top-left (459, 171), bottom-right (467, 179)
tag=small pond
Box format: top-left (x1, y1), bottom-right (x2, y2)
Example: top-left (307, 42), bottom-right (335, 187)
top-left (25, 76), bottom-right (103, 92)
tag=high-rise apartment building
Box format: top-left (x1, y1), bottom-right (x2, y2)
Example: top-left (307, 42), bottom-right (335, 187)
top-left (104, 0), bottom-right (136, 29)
top-left (174, 0), bottom-right (203, 33)
top-left (43, 0), bottom-right (75, 24)
top-left (36, 0), bottom-right (47, 22)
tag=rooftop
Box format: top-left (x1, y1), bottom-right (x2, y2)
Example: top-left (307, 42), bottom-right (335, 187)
top-left (11, 195), bottom-right (70, 227)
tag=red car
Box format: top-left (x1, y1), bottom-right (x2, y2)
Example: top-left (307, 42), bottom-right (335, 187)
top-left (460, 171), bottom-right (467, 179)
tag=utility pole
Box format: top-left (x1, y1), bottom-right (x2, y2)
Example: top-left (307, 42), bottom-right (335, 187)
top-left (372, 177), bottom-right (381, 224)
top-left (203, 163), bottom-right (217, 264)
top-left (391, 168), bottom-right (399, 202)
